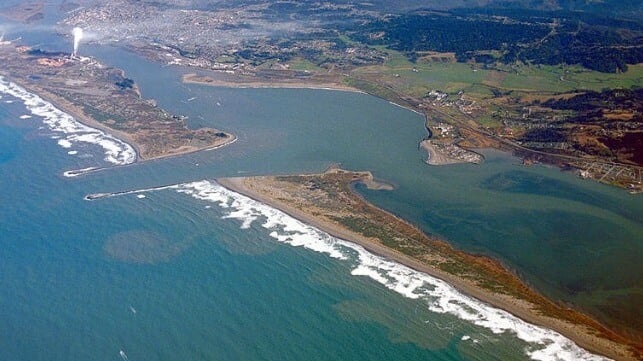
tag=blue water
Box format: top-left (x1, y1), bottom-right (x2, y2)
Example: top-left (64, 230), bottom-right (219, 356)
top-left (1, 16), bottom-right (641, 360)
top-left (0, 98), bottom-right (531, 360)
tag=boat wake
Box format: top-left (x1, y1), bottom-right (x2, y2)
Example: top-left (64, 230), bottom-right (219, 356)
top-left (119, 350), bottom-right (129, 361)
top-left (84, 184), bottom-right (177, 200)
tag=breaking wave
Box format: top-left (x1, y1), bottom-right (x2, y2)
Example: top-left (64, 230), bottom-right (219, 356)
top-left (0, 76), bottom-right (136, 169)
top-left (171, 180), bottom-right (610, 361)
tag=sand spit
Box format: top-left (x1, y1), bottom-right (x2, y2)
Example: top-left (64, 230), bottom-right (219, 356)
top-left (216, 175), bottom-right (638, 361)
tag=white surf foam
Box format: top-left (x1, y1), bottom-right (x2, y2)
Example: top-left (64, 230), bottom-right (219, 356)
top-left (171, 180), bottom-right (611, 361)
top-left (0, 76), bottom-right (136, 167)
top-left (174, 181), bottom-right (347, 259)
top-left (58, 139), bottom-right (72, 148)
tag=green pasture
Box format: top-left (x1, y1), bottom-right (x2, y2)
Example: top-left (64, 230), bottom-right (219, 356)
top-left (361, 48), bottom-right (642, 98)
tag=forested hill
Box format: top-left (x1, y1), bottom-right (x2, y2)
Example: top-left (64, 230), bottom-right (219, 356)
top-left (348, 7), bottom-right (643, 73)
top-left (142, 0), bottom-right (641, 16)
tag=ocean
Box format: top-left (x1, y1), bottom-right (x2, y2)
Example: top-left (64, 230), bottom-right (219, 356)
top-left (0, 25), bottom-right (641, 361)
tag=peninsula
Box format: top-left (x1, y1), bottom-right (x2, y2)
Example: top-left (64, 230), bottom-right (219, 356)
top-left (0, 43), bottom-right (234, 161)
top-left (218, 169), bottom-right (642, 361)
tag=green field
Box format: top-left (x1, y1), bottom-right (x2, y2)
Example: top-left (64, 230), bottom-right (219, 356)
top-left (287, 57), bottom-right (322, 72)
top-left (352, 47), bottom-right (642, 99)
top-left (500, 64), bottom-right (643, 93)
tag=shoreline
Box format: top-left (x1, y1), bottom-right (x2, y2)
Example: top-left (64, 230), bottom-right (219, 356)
top-left (182, 70), bottom-right (641, 191)
top-left (181, 73), bottom-right (427, 117)
top-left (62, 136), bottom-right (239, 178)
top-left (182, 73), bottom-right (428, 122)
top-left (182, 73), bottom-right (364, 94)
top-left (216, 175), bottom-right (638, 361)
top-left (5, 75), bottom-right (237, 165)
top-left (182, 73), bottom-right (488, 169)
top-left (33, 84), bottom-right (238, 163)
top-left (420, 139), bottom-right (466, 165)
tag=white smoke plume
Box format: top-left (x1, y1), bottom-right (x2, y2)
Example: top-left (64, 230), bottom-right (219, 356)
top-left (72, 27), bottom-right (83, 57)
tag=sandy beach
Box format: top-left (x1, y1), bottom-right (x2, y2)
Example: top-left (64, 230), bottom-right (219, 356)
top-left (420, 139), bottom-right (465, 165)
top-left (11, 78), bottom-right (236, 163)
top-left (217, 176), bottom-right (639, 361)
top-left (182, 73), bottom-right (363, 93)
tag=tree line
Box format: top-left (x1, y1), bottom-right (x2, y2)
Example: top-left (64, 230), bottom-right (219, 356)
top-left (348, 9), bottom-right (643, 73)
